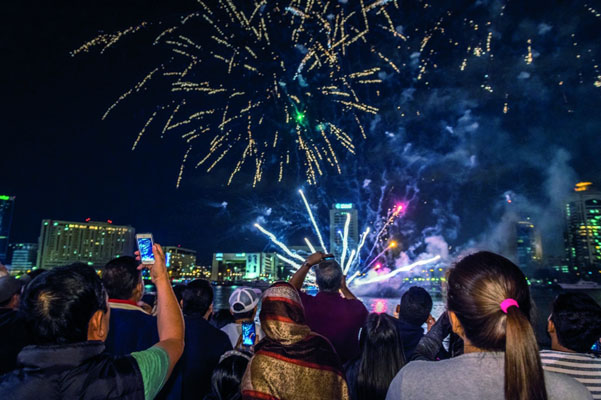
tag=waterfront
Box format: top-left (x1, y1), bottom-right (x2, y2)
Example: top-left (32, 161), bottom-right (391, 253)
top-left (213, 285), bottom-right (601, 348)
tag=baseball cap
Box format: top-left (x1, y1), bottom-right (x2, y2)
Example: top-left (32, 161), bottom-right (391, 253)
top-left (0, 276), bottom-right (23, 304)
top-left (228, 287), bottom-right (261, 314)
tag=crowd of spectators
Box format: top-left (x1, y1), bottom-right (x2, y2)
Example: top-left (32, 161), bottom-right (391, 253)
top-left (1, 248), bottom-right (600, 399)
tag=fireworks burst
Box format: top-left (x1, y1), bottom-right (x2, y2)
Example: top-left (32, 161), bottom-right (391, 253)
top-left (75, 0), bottom-right (408, 187)
top-left (254, 190), bottom-right (416, 286)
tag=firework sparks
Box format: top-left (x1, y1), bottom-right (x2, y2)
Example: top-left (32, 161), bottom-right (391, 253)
top-left (254, 223), bottom-right (305, 262)
top-left (76, 0), bottom-right (406, 187)
top-left (299, 189), bottom-right (328, 253)
top-left (350, 255), bottom-right (441, 286)
top-left (255, 190), bottom-right (416, 286)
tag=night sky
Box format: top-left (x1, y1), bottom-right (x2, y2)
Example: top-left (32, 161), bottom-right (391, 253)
top-left (2, 0), bottom-right (601, 266)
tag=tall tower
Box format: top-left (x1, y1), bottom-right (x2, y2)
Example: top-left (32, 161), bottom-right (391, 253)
top-left (329, 203), bottom-right (358, 265)
top-left (0, 195), bottom-right (15, 263)
top-left (565, 182), bottom-right (601, 277)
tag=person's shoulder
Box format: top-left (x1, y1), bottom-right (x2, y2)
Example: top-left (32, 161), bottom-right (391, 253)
top-left (344, 298), bottom-right (368, 314)
top-left (298, 290), bottom-right (313, 302)
top-left (220, 322), bottom-right (238, 334)
top-left (544, 370), bottom-right (593, 399)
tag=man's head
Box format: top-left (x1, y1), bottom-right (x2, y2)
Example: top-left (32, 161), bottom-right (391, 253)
top-left (397, 286), bottom-right (433, 326)
top-left (102, 256), bottom-right (143, 301)
top-left (20, 263), bottom-right (109, 345)
top-left (548, 292), bottom-right (601, 353)
top-left (315, 259), bottom-right (343, 293)
top-left (228, 287), bottom-right (261, 321)
top-left (0, 276), bottom-right (23, 309)
top-left (182, 279), bottom-right (214, 318)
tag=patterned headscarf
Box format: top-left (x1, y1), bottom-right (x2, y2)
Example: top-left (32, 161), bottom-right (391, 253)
top-left (241, 282), bottom-right (349, 400)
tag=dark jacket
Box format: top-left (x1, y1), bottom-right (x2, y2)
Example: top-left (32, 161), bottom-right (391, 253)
top-left (104, 302), bottom-right (159, 356)
top-left (0, 341), bottom-right (144, 400)
top-left (411, 312), bottom-right (463, 361)
top-left (0, 309), bottom-right (32, 375)
top-left (159, 315), bottom-right (232, 400)
top-left (395, 317), bottom-right (425, 360)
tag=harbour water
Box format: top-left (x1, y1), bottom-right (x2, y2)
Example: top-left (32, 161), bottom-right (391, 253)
top-left (213, 285), bottom-right (601, 348)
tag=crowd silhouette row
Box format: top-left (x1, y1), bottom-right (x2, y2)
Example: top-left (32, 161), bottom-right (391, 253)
top-left (0, 245), bottom-right (600, 399)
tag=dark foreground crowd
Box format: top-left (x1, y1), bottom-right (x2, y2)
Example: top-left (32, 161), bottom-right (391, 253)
top-left (1, 246), bottom-right (600, 400)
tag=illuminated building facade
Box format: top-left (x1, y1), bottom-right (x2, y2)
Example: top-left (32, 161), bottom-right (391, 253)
top-left (516, 219), bottom-right (542, 269)
top-left (165, 246), bottom-right (197, 280)
top-left (0, 195), bottom-right (15, 263)
top-left (9, 243), bottom-right (38, 273)
top-left (565, 182), bottom-right (601, 277)
top-left (329, 203), bottom-right (358, 264)
top-left (38, 219), bottom-right (135, 269)
top-left (211, 252), bottom-right (281, 281)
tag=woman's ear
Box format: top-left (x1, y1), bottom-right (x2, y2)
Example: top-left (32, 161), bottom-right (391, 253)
top-left (87, 309), bottom-right (109, 341)
top-left (547, 318), bottom-right (556, 334)
top-left (448, 310), bottom-right (465, 338)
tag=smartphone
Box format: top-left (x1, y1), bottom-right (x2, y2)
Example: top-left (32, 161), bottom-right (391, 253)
top-left (136, 233), bottom-right (155, 264)
top-left (592, 340), bottom-right (601, 356)
top-left (241, 322), bottom-right (256, 347)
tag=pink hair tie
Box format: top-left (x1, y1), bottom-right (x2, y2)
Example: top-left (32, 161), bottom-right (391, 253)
top-left (500, 298), bottom-right (519, 314)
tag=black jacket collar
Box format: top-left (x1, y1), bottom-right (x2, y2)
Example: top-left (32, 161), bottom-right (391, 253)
top-left (18, 341), bottom-right (106, 369)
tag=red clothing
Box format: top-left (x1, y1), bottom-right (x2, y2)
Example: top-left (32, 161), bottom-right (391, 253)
top-left (298, 290), bottom-right (368, 363)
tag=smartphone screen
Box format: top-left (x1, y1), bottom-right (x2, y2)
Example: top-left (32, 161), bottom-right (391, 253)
top-left (136, 235), bottom-right (154, 264)
top-left (241, 322), bottom-right (256, 347)
top-left (591, 340), bottom-right (601, 355)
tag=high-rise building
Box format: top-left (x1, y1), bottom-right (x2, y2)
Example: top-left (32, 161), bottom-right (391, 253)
top-left (329, 203), bottom-right (358, 265)
top-left (565, 182), bottom-right (601, 276)
top-left (9, 243), bottom-right (38, 273)
top-left (38, 220), bottom-right (135, 269)
top-left (211, 252), bottom-right (281, 281)
top-left (165, 246), bottom-right (197, 279)
top-left (0, 195), bottom-right (15, 263)
top-left (516, 219), bottom-right (542, 269)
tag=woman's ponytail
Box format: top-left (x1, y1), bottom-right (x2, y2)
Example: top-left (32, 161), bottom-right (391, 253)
top-left (504, 305), bottom-right (547, 400)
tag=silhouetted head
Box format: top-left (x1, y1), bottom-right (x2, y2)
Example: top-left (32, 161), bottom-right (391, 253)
top-left (208, 350), bottom-right (252, 400)
top-left (182, 279), bottom-right (213, 317)
top-left (398, 286), bottom-right (432, 326)
top-left (102, 256), bottom-right (142, 301)
top-left (21, 263), bottom-right (109, 345)
top-left (315, 259), bottom-right (342, 292)
top-left (354, 313), bottom-right (405, 400)
top-left (549, 292), bottom-right (601, 353)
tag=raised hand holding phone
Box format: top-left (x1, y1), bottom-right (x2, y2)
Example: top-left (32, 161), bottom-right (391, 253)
top-left (136, 233), bottom-right (155, 264)
top-left (135, 242), bottom-right (168, 284)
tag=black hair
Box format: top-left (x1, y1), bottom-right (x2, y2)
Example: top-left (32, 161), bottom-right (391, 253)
top-left (208, 351), bottom-right (251, 400)
top-left (182, 279), bottom-right (213, 316)
top-left (551, 292), bottom-right (601, 353)
top-left (349, 313), bottom-right (405, 400)
top-left (398, 286), bottom-right (433, 326)
top-left (447, 251), bottom-right (546, 400)
top-left (173, 284), bottom-right (187, 304)
top-left (101, 256), bottom-right (141, 300)
top-left (315, 259), bottom-right (342, 292)
top-left (20, 263), bottom-right (108, 345)
top-left (211, 309), bottom-right (236, 329)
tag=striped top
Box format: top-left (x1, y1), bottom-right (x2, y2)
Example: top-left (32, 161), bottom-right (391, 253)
top-left (541, 349), bottom-right (601, 399)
